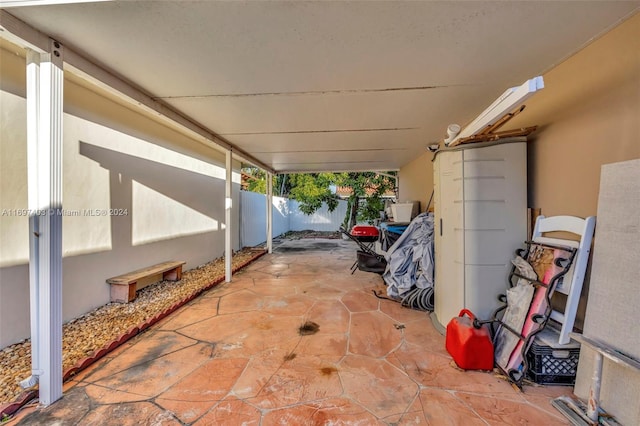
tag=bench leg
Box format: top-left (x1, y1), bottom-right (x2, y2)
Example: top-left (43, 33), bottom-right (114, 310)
top-left (128, 282), bottom-right (137, 302)
top-left (111, 282), bottom-right (138, 303)
top-left (163, 266), bottom-right (183, 281)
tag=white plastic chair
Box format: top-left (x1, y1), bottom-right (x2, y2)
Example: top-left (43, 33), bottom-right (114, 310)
top-left (531, 215), bottom-right (596, 345)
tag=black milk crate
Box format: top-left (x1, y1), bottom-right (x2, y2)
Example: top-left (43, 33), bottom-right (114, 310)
top-left (526, 330), bottom-right (581, 386)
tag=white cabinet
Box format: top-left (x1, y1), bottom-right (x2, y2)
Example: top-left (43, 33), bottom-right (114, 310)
top-left (433, 138), bottom-right (527, 329)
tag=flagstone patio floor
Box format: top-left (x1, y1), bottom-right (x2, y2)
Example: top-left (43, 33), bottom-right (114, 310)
top-left (14, 238), bottom-right (572, 425)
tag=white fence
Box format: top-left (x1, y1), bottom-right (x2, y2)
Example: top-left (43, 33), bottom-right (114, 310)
top-left (240, 191), bottom-right (347, 247)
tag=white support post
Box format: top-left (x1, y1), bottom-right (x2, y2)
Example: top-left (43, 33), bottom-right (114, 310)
top-left (266, 172), bottom-right (273, 254)
top-left (225, 150), bottom-right (232, 282)
top-left (26, 48), bottom-right (41, 401)
top-left (25, 39), bottom-right (64, 406)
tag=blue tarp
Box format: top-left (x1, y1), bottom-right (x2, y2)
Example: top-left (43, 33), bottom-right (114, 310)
top-left (383, 213), bottom-right (435, 305)
top-left (386, 225), bottom-right (409, 235)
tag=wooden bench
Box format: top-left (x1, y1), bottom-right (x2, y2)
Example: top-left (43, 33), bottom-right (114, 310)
top-left (107, 261), bottom-right (186, 303)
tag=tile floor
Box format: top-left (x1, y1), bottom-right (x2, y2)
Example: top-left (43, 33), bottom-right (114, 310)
top-left (15, 239), bottom-right (572, 425)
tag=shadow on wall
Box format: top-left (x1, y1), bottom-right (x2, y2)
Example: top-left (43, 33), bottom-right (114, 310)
top-left (275, 198), bottom-right (289, 223)
top-left (0, 139), bottom-right (236, 348)
top-left (238, 191), bottom-right (290, 247)
top-left (79, 142), bottom-right (225, 247)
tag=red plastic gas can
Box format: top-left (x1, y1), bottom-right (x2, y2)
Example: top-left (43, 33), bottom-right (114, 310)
top-left (445, 309), bottom-right (494, 370)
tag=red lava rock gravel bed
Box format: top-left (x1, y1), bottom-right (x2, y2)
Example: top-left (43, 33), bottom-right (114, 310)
top-left (0, 248), bottom-right (265, 415)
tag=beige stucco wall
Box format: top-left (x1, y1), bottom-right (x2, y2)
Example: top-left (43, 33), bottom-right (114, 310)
top-left (397, 151), bottom-right (434, 213)
top-left (512, 13), bottom-right (639, 336)
top-left (511, 13), bottom-right (640, 218)
top-left (0, 44), bottom-right (242, 347)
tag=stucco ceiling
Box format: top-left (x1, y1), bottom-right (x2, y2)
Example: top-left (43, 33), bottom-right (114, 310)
top-left (2, 1), bottom-right (638, 172)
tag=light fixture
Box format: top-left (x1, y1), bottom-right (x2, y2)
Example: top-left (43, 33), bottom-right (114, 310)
top-left (444, 124), bottom-right (461, 146)
top-left (427, 143), bottom-right (440, 152)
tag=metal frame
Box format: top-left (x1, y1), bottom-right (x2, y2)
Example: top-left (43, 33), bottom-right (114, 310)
top-left (476, 240), bottom-right (578, 389)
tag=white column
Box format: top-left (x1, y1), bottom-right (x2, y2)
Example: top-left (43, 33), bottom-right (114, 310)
top-left (266, 172), bottom-right (273, 254)
top-left (26, 49), bottom-right (41, 397)
top-left (225, 150), bottom-right (232, 282)
top-left (25, 39), bottom-right (64, 406)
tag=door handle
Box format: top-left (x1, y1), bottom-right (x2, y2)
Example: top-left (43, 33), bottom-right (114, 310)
top-left (440, 218), bottom-right (443, 236)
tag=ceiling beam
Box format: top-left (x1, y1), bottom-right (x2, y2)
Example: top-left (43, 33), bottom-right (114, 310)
top-left (0, 10), bottom-right (275, 173)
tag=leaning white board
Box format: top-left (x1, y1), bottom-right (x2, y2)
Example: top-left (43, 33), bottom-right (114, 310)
top-left (448, 76), bottom-right (544, 146)
top-left (574, 159), bottom-right (640, 426)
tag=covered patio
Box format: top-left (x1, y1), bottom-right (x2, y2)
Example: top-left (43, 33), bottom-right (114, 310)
top-left (1, 2), bottom-right (638, 424)
top-left (14, 238), bottom-right (570, 425)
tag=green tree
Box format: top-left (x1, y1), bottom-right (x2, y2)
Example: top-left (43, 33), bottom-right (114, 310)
top-left (240, 165), bottom-right (396, 227)
top-left (287, 173), bottom-right (339, 215)
top-left (242, 167), bottom-right (267, 193)
top-left (242, 167), bottom-right (288, 196)
top-left (335, 172), bottom-right (395, 230)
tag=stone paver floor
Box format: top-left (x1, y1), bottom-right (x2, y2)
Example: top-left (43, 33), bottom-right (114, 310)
top-left (15, 238), bottom-right (572, 425)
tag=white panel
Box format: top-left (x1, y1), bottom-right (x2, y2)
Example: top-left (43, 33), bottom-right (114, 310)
top-left (435, 256), bottom-right (465, 325)
top-left (289, 199), bottom-right (348, 232)
top-left (272, 197), bottom-right (290, 237)
top-left (462, 178), bottom-right (506, 201)
top-left (239, 191), bottom-right (348, 247)
top-left (462, 201), bottom-right (507, 231)
top-left (462, 142), bottom-right (527, 319)
top-left (239, 191), bottom-right (290, 247)
top-left (240, 191), bottom-right (266, 247)
top-left (464, 142), bottom-right (527, 258)
top-left (464, 264), bottom-right (511, 320)
top-left (434, 149), bottom-right (465, 326)
top-left (434, 140), bottom-right (527, 329)
top-left (463, 159), bottom-right (507, 177)
top-left (464, 228), bottom-right (514, 266)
